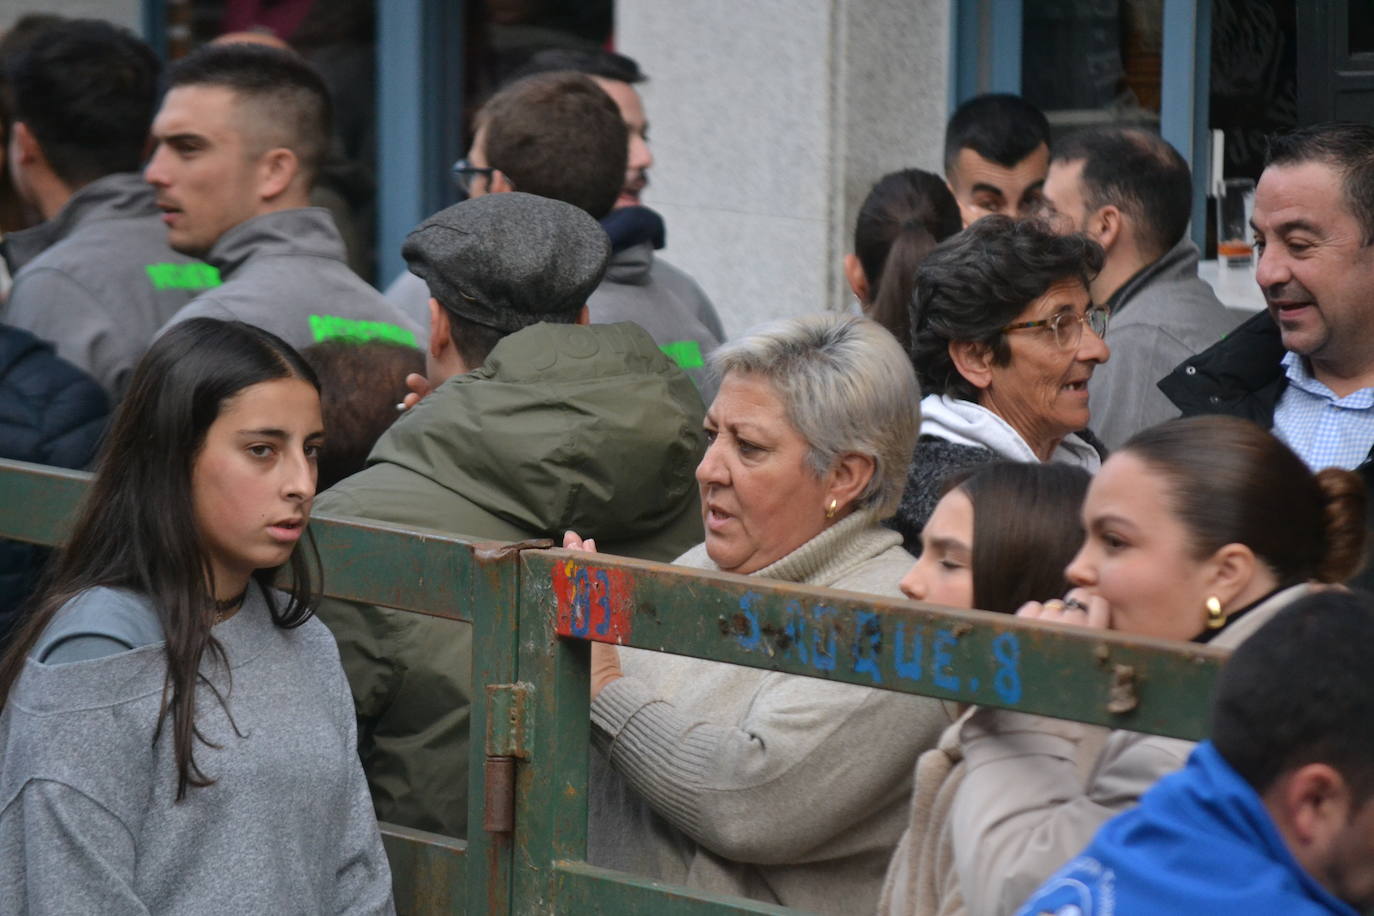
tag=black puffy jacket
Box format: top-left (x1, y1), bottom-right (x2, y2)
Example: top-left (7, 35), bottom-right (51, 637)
top-left (0, 324), bottom-right (108, 644)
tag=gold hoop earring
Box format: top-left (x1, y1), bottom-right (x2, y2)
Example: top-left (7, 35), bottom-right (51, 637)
top-left (1205, 595), bottom-right (1225, 630)
top-left (825, 498), bottom-right (838, 520)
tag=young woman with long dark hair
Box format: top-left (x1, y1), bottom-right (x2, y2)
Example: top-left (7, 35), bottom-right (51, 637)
top-left (0, 318), bottom-right (393, 914)
top-left (881, 461), bottom-right (1093, 916)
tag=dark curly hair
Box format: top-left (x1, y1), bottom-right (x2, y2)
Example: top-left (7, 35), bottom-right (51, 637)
top-left (909, 215), bottom-right (1103, 403)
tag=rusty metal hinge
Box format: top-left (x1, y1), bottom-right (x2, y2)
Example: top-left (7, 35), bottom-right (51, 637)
top-left (483, 757), bottom-right (516, 833)
top-left (483, 683), bottom-right (533, 834)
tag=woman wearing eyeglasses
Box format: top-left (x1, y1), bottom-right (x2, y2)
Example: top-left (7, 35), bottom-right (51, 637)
top-left (891, 216), bottom-right (1110, 552)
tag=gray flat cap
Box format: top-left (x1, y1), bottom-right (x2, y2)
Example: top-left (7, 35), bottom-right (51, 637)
top-left (402, 192), bottom-right (611, 333)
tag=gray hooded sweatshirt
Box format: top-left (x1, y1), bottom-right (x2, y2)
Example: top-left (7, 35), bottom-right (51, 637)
top-left (161, 207), bottom-right (421, 352)
top-left (1, 172), bottom-right (217, 397)
top-left (0, 583), bottom-right (394, 915)
top-left (588, 242), bottom-right (726, 404)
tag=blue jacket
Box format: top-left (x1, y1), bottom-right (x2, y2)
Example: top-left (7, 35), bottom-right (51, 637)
top-left (0, 324), bottom-right (108, 642)
top-left (1016, 741), bottom-right (1359, 916)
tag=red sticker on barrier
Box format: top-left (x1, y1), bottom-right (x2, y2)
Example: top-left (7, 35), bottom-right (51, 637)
top-left (552, 559), bottom-right (634, 643)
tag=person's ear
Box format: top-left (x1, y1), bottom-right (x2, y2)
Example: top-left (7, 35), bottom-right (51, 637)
top-left (1203, 542), bottom-right (1260, 612)
top-left (490, 169), bottom-right (515, 194)
top-left (427, 298), bottom-right (451, 362)
top-left (1273, 763), bottom-right (1352, 867)
top-left (575, 304), bottom-right (590, 326)
top-left (12, 121), bottom-right (41, 166)
top-left (258, 147), bottom-right (299, 201)
top-left (824, 451), bottom-right (876, 519)
top-left (843, 253), bottom-right (871, 306)
top-left (1090, 204), bottom-right (1123, 251)
top-left (948, 338), bottom-right (995, 391)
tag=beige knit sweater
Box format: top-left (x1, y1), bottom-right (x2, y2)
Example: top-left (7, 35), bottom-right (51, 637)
top-left (588, 511), bottom-right (953, 914)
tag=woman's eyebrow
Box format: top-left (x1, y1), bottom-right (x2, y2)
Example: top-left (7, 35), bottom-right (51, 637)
top-left (1091, 513), bottom-right (1137, 532)
top-left (925, 535), bottom-right (970, 554)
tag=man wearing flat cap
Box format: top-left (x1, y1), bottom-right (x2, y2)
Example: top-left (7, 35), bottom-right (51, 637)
top-left (313, 192), bottom-right (706, 839)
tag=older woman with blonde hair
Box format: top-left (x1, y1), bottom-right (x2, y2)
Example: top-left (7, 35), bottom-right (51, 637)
top-left (570, 313), bottom-right (951, 915)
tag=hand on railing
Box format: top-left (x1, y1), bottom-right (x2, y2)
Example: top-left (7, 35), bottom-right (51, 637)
top-left (562, 530), bottom-right (624, 699)
top-left (1016, 588), bottom-right (1111, 630)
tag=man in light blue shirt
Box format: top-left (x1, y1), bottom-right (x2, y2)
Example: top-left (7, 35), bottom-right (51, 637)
top-left (1159, 121), bottom-right (1374, 585)
top-left (1272, 351), bottom-right (1374, 471)
top-left (1162, 123), bottom-right (1374, 471)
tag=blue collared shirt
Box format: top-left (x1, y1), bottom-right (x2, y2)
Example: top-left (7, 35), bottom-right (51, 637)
top-left (1272, 350), bottom-right (1374, 471)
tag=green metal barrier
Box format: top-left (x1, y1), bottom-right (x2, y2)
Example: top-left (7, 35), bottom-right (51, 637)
top-left (0, 458), bottom-right (1229, 914)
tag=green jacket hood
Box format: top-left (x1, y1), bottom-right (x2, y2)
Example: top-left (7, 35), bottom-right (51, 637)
top-left (367, 321), bottom-right (706, 537)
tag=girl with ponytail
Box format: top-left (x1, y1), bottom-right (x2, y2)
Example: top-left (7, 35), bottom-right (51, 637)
top-left (843, 168), bottom-right (962, 350)
top-left (940, 415), bottom-right (1366, 916)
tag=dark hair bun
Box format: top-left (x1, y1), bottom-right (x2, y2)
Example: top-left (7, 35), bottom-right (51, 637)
top-left (1315, 467), bottom-right (1367, 583)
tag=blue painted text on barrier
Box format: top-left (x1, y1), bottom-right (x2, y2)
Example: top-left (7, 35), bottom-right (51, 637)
top-left (729, 593), bottom-right (1023, 704)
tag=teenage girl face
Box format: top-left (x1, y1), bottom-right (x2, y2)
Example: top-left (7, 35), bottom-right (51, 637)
top-left (900, 488), bottom-right (975, 609)
top-left (191, 377), bottom-right (324, 596)
top-left (1062, 451), bottom-right (1222, 640)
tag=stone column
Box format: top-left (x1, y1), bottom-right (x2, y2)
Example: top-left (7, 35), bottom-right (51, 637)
top-left (617, 0), bottom-right (950, 338)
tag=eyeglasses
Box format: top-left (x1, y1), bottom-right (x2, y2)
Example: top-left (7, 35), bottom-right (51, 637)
top-left (450, 159), bottom-right (506, 197)
top-left (1001, 306), bottom-right (1110, 349)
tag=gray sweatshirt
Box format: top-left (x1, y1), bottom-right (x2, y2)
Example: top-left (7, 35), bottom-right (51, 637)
top-left (1088, 238), bottom-right (1240, 450)
top-left (1, 172), bottom-right (217, 398)
top-left (161, 208), bottom-right (421, 353)
top-left (588, 243), bottom-right (725, 405)
top-left (0, 584), bottom-right (395, 915)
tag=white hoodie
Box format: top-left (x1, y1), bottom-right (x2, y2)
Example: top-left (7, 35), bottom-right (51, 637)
top-left (919, 394), bottom-right (1102, 471)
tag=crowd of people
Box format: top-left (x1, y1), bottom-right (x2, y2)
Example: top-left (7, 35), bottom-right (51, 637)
top-left (1, 14), bottom-right (1374, 916)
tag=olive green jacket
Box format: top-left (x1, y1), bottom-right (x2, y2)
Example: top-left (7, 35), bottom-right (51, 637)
top-left (314, 321), bottom-right (706, 838)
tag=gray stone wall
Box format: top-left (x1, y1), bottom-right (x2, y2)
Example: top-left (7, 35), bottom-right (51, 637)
top-left (617, 0), bottom-right (950, 339)
top-left (0, 1), bottom-right (139, 32)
